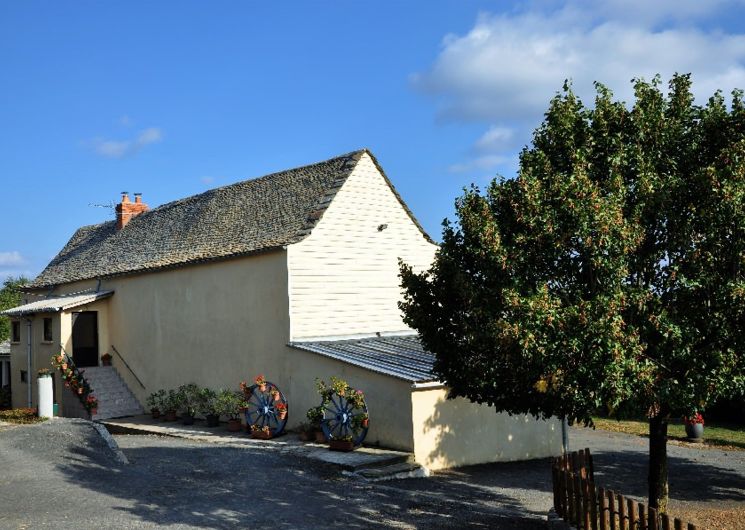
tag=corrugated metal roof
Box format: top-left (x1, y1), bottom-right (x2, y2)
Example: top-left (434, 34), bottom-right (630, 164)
top-left (289, 335), bottom-right (438, 383)
top-left (1, 290), bottom-right (114, 317)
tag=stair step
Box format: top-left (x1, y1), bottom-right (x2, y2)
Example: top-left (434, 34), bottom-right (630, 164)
top-left (356, 462), bottom-right (429, 481)
top-left (79, 366), bottom-right (143, 422)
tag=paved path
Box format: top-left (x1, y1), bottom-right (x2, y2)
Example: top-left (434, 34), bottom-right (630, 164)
top-left (570, 426), bottom-right (745, 529)
top-left (0, 419), bottom-right (547, 529)
top-left (1, 419), bottom-right (742, 529)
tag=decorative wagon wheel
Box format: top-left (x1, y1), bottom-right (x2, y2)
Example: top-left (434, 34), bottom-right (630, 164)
top-left (320, 392), bottom-right (369, 446)
top-left (244, 381), bottom-right (288, 437)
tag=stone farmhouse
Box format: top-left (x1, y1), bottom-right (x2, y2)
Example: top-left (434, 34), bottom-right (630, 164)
top-left (4, 149), bottom-right (561, 469)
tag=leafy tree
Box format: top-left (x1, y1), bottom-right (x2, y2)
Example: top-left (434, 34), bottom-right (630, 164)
top-left (0, 276), bottom-right (28, 342)
top-left (400, 75), bottom-right (745, 512)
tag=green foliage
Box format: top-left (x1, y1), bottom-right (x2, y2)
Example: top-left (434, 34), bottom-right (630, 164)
top-left (215, 388), bottom-right (245, 420)
top-left (146, 389), bottom-right (166, 411)
top-left (400, 74), bottom-right (745, 427)
top-left (0, 276), bottom-right (29, 342)
top-left (198, 387), bottom-right (219, 415)
top-left (176, 383), bottom-right (202, 416)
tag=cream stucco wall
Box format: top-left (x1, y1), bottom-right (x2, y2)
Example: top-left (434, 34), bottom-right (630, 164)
top-left (411, 387), bottom-right (563, 470)
top-left (98, 251), bottom-right (292, 405)
top-left (287, 153), bottom-right (437, 340)
top-left (283, 347), bottom-right (414, 451)
top-left (9, 311), bottom-right (63, 409)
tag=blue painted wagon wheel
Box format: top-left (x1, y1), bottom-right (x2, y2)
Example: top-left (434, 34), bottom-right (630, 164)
top-left (320, 393), bottom-right (369, 446)
top-left (244, 381), bottom-right (288, 436)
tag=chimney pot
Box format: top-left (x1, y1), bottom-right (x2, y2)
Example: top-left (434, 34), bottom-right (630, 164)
top-left (116, 191), bottom-right (149, 230)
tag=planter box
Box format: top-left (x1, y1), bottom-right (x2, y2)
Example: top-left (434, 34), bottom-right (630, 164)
top-left (329, 439), bottom-right (355, 452)
top-left (251, 430), bottom-right (272, 440)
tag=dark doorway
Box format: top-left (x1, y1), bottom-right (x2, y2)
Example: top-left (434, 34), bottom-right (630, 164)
top-left (72, 312), bottom-right (99, 367)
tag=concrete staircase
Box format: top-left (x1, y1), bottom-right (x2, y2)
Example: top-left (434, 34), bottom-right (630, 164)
top-left (80, 366), bottom-right (143, 420)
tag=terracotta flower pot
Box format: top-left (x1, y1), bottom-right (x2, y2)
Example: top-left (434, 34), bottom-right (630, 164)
top-left (329, 439), bottom-right (355, 452)
top-left (251, 430), bottom-right (272, 440)
top-left (278, 411), bottom-right (287, 420)
top-left (89, 408), bottom-right (97, 416)
top-left (298, 431), bottom-right (313, 442)
top-left (314, 430), bottom-right (327, 443)
top-left (227, 418), bottom-right (242, 432)
top-left (361, 418), bottom-right (369, 428)
top-left (258, 384), bottom-right (267, 393)
top-left (164, 410), bottom-right (177, 422)
top-left (151, 408), bottom-right (161, 419)
top-left (273, 393), bottom-right (281, 402)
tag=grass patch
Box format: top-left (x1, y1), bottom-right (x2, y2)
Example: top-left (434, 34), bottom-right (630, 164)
top-left (590, 416), bottom-right (745, 451)
top-left (0, 408), bottom-right (47, 425)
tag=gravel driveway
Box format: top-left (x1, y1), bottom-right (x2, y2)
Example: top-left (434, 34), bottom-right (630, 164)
top-left (0, 419), bottom-right (548, 529)
top-left (0, 419), bottom-right (742, 529)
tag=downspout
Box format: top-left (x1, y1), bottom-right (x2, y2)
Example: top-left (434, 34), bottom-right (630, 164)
top-left (26, 317), bottom-right (33, 408)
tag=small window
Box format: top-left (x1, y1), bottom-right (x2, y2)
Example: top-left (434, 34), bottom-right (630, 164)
top-left (20, 370), bottom-right (27, 383)
top-left (11, 321), bottom-right (21, 343)
top-left (43, 318), bottom-right (53, 342)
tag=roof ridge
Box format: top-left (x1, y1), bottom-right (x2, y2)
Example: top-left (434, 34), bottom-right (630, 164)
top-left (140, 149), bottom-right (368, 217)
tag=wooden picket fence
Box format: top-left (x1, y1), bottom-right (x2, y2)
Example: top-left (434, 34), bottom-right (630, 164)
top-left (552, 449), bottom-right (704, 530)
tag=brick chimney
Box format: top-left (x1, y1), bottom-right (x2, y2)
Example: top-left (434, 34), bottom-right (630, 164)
top-left (116, 192), bottom-right (149, 230)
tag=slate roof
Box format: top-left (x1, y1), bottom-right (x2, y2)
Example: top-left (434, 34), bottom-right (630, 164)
top-left (289, 335), bottom-right (437, 383)
top-left (1, 291), bottom-right (114, 317)
top-left (29, 149), bottom-right (431, 289)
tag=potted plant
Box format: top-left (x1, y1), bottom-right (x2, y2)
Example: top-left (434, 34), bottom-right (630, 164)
top-left (163, 389), bottom-right (179, 422)
top-left (329, 435), bottom-right (355, 452)
top-left (146, 389), bottom-right (166, 419)
top-left (217, 389), bottom-right (244, 432)
top-left (101, 353), bottom-right (112, 366)
top-left (250, 424), bottom-right (272, 440)
top-left (254, 374), bottom-right (267, 393)
top-left (275, 401), bottom-right (288, 420)
top-left (177, 383), bottom-right (201, 425)
top-left (297, 422), bottom-right (315, 442)
top-left (684, 413), bottom-right (705, 441)
top-left (199, 387), bottom-right (220, 427)
top-left (270, 388), bottom-right (281, 402)
top-left (307, 405), bottom-right (326, 443)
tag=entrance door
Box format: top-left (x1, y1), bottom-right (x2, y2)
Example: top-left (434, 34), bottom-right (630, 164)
top-left (72, 312), bottom-right (99, 367)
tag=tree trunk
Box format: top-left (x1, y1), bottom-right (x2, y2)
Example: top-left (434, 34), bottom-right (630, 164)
top-left (648, 411), bottom-right (669, 512)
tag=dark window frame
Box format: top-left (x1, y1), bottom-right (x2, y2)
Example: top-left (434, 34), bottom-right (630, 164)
top-left (20, 370), bottom-right (27, 383)
top-left (43, 318), bottom-right (53, 342)
top-left (11, 321), bottom-right (21, 343)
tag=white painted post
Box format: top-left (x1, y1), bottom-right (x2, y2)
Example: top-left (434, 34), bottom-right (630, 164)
top-left (37, 373), bottom-right (54, 418)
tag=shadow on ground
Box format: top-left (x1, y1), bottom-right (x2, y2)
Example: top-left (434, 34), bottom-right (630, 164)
top-left (587, 447), bottom-right (745, 503)
top-left (55, 437), bottom-right (548, 529)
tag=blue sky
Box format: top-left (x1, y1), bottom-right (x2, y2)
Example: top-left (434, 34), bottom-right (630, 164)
top-left (2, 1), bottom-right (745, 280)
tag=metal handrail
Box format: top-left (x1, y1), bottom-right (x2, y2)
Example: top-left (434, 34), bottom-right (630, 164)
top-left (110, 344), bottom-right (146, 390)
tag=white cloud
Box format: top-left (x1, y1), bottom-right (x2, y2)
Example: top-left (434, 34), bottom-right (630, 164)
top-left (91, 127), bottom-right (163, 159)
top-left (474, 126), bottom-right (514, 153)
top-left (119, 115), bottom-right (133, 127)
top-left (415, 0), bottom-right (745, 175)
top-left (0, 251), bottom-right (24, 267)
top-left (449, 154), bottom-right (509, 173)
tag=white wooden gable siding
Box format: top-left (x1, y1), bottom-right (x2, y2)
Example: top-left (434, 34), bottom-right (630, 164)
top-left (287, 153), bottom-right (437, 341)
